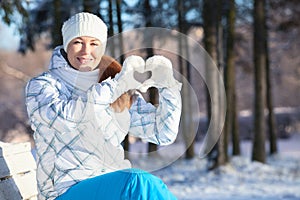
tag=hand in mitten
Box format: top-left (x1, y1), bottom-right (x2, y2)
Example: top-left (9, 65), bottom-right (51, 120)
top-left (112, 55), bottom-right (144, 102)
top-left (110, 93), bottom-right (133, 113)
top-left (139, 55), bottom-right (179, 93)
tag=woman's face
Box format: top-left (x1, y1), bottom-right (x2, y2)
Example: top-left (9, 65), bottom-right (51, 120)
top-left (67, 36), bottom-right (104, 71)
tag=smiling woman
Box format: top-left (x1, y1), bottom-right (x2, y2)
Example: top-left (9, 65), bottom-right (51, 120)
top-left (61, 13), bottom-right (107, 72)
top-left (25, 12), bottom-right (181, 200)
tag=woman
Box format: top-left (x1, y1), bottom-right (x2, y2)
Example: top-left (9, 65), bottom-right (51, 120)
top-left (25, 12), bottom-right (181, 200)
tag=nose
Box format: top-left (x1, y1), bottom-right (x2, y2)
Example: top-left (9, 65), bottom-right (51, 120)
top-left (81, 43), bottom-right (92, 54)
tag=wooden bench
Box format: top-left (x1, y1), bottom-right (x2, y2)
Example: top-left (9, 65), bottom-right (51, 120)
top-left (0, 142), bottom-right (37, 200)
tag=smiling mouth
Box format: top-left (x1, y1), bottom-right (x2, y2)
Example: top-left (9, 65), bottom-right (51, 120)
top-left (77, 57), bottom-right (93, 64)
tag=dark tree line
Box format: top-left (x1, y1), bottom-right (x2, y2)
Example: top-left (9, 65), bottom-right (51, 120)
top-left (1, 0), bottom-right (298, 168)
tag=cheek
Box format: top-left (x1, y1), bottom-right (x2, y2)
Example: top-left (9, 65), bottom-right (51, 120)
top-left (94, 45), bottom-right (105, 56)
top-left (92, 46), bottom-right (105, 61)
top-left (67, 46), bottom-right (77, 61)
top-left (67, 52), bottom-right (75, 64)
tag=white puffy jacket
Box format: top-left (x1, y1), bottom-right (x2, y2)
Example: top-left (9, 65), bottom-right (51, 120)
top-left (25, 46), bottom-right (182, 200)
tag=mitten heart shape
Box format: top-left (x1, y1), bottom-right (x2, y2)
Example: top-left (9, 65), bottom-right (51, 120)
top-left (139, 55), bottom-right (176, 92)
top-left (112, 55), bottom-right (177, 101)
top-left (133, 70), bottom-right (152, 86)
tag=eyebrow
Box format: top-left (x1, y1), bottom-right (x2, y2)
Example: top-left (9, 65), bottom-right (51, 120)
top-left (75, 37), bottom-right (100, 42)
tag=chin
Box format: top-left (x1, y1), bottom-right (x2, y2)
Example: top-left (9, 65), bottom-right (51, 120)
top-left (78, 66), bottom-right (93, 72)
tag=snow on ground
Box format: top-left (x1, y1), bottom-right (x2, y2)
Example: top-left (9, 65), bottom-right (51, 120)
top-left (129, 134), bottom-right (300, 200)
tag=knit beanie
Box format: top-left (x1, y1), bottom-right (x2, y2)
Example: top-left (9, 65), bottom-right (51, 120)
top-left (62, 12), bottom-right (107, 52)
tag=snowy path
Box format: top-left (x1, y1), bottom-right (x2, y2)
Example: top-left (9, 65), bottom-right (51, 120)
top-left (129, 134), bottom-right (300, 200)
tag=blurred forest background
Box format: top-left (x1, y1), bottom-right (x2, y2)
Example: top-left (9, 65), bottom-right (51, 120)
top-left (0, 0), bottom-right (299, 169)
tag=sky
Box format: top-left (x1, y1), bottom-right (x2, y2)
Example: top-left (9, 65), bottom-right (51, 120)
top-left (0, 21), bottom-right (19, 51)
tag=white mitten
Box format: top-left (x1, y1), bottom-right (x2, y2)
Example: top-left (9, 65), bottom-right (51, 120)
top-left (138, 55), bottom-right (179, 93)
top-left (112, 55), bottom-right (144, 102)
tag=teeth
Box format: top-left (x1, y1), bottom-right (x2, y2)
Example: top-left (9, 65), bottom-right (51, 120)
top-left (78, 58), bottom-right (91, 64)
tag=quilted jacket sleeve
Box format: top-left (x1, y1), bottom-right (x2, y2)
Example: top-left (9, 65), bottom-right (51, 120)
top-left (128, 85), bottom-right (182, 145)
top-left (25, 74), bottom-right (117, 133)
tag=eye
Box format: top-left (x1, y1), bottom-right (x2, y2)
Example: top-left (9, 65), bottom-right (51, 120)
top-left (73, 40), bottom-right (82, 44)
top-left (91, 42), bottom-right (100, 46)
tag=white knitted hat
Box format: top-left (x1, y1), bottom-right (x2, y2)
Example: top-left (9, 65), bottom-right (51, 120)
top-left (62, 12), bottom-right (107, 52)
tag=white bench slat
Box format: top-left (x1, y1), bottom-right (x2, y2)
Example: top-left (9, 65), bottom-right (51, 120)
top-left (2, 151), bottom-right (36, 176)
top-left (0, 142), bottom-right (38, 200)
top-left (0, 142), bottom-right (31, 156)
top-left (14, 171), bottom-right (37, 200)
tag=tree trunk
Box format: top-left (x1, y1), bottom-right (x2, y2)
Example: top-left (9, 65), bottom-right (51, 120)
top-left (224, 0), bottom-right (240, 156)
top-left (231, 89), bottom-right (240, 155)
top-left (116, 0), bottom-right (125, 62)
top-left (51, 0), bottom-right (63, 48)
top-left (266, 52), bottom-right (277, 155)
top-left (177, 0), bottom-right (195, 159)
top-left (203, 0), bottom-right (225, 169)
top-left (83, 0), bottom-right (99, 14)
top-left (216, 0), bottom-right (227, 166)
top-left (108, 0), bottom-right (115, 57)
top-left (264, 2), bottom-right (278, 155)
top-left (252, 0), bottom-right (267, 163)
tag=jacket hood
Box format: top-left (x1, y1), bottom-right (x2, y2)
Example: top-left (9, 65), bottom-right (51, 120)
top-left (48, 46), bottom-right (69, 70)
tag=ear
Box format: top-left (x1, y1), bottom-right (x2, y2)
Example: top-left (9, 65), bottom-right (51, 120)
top-left (99, 55), bottom-right (122, 82)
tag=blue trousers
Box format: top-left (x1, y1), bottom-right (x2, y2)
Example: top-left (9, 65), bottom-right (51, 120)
top-left (56, 168), bottom-right (177, 200)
